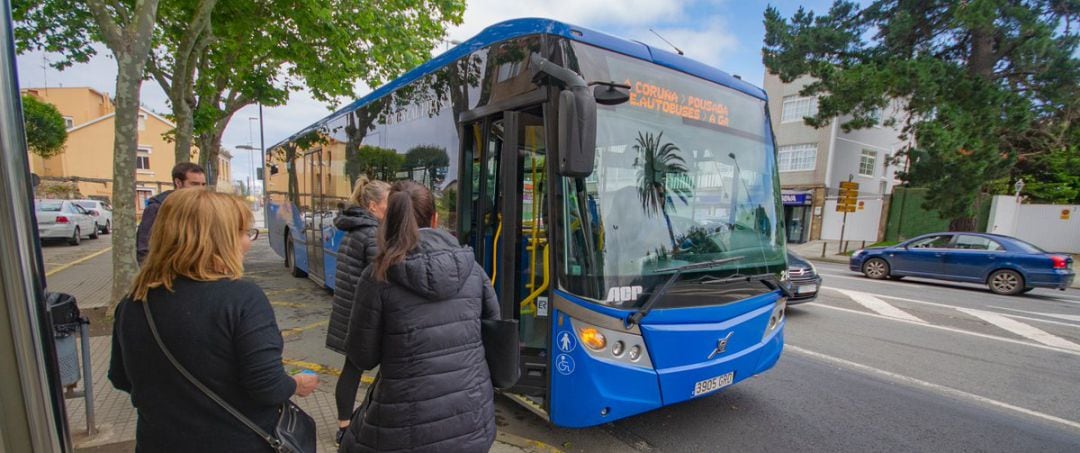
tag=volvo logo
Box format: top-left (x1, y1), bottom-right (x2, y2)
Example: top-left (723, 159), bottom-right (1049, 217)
top-left (707, 332), bottom-right (735, 359)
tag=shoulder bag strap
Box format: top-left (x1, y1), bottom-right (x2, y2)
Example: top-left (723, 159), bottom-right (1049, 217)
top-left (141, 301), bottom-right (283, 450)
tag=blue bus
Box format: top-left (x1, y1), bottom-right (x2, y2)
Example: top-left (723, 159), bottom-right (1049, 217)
top-left (265, 18), bottom-right (789, 428)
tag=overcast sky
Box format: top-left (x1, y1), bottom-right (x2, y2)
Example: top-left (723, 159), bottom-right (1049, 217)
top-left (16, 0), bottom-right (833, 185)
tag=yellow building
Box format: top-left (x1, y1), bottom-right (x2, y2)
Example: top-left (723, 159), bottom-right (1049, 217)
top-left (22, 87), bottom-right (231, 213)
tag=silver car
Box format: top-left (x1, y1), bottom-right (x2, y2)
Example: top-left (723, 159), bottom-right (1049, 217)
top-left (72, 199), bottom-right (113, 234)
top-left (35, 200), bottom-right (98, 245)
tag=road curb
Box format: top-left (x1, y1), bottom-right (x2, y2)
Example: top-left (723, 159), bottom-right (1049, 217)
top-left (496, 431), bottom-right (564, 453)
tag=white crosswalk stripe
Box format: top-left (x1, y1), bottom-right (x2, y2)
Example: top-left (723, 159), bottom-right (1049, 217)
top-left (832, 288), bottom-right (926, 323)
top-left (955, 308), bottom-right (1080, 352)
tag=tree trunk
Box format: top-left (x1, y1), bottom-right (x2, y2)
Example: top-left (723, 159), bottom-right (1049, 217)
top-left (196, 134), bottom-right (218, 188)
top-left (948, 216), bottom-right (976, 232)
top-left (110, 60), bottom-right (148, 307)
top-left (173, 95), bottom-right (194, 163)
top-left (88, 0), bottom-right (161, 311)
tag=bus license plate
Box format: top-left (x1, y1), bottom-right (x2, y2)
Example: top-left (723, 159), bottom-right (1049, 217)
top-left (693, 372), bottom-right (734, 397)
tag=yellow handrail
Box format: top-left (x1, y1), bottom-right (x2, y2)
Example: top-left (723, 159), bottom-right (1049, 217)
top-left (491, 216), bottom-right (502, 284)
top-left (520, 244), bottom-right (550, 315)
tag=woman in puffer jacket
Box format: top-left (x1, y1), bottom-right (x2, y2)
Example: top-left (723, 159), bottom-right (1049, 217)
top-left (339, 180), bottom-right (499, 453)
top-left (325, 176), bottom-right (390, 446)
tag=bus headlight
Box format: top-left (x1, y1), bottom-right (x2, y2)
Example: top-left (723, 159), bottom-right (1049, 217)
top-left (611, 340), bottom-right (625, 357)
top-left (569, 319), bottom-right (652, 368)
top-left (577, 327), bottom-right (607, 350)
top-left (763, 298), bottom-right (786, 340)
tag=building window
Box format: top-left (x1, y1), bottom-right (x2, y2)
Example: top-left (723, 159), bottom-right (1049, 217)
top-left (136, 189), bottom-right (153, 211)
top-left (778, 144), bottom-right (817, 172)
top-left (859, 149), bottom-right (877, 177)
top-left (136, 147), bottom-right (151, 170)
top-left (63, 116), bottom-right (74, 129)
top-left (138, 113), bottom-right (147, 131)
top-left (781, 96), bottom-right (818, 123)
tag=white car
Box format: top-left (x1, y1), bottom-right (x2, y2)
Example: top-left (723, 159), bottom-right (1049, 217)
top-left (72, 199), bottom-right (113, 234)
top-left (35, 200), bottom-right (98, 245)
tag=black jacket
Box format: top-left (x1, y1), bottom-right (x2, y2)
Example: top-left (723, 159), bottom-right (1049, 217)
top-left (339, 228), bottom-right (499, 453)
top-left (326, 206), bottom-right (380, 354)
top-left (109, 278), bottom-right (296, 453)
top-left (136, 190), bottom-right (172, 264)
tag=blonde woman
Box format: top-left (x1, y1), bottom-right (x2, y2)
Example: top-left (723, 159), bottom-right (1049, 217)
top-left (325, 176), bottom-right (390, 445)
top-left (108, 189), bottom-right (317, 452)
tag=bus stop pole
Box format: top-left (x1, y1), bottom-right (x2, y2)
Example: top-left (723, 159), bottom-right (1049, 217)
top-left (0, 1), bottom-right (71, 450)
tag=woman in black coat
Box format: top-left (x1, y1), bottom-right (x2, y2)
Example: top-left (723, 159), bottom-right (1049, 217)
top-left (326, 176), bottom-right (390, 443)
top-left (109, 189), bottom-right (318, 453)
top-left (339, 181), bottom-right (499, 453)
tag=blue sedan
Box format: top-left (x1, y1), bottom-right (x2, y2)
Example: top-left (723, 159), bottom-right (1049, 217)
top-left (849, 233), bottom-right (1075, 295)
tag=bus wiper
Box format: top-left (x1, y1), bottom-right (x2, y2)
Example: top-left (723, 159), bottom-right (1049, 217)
top-left (626, 257), bottom-right (745, 327)
top-left (700, 272), bottom-right (794, 299)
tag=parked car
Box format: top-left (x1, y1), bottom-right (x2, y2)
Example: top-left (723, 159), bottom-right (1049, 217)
top-left (849, 232), bottom-right (1075, 295)
top-left (786, 251), bottom-right (822, 304)
top-left (35, 200), bottom-right (98, 245)
top-left (72, 199), bottom-right (113, 234)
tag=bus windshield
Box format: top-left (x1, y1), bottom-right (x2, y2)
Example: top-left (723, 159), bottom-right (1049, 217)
top-left (559, 43), bottom-right (786, 307)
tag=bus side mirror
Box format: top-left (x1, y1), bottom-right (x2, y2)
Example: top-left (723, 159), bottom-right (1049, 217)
top-left (529, 54), bottom-right (597, 177)
top-left (558, 87), bottom-right (597, 177)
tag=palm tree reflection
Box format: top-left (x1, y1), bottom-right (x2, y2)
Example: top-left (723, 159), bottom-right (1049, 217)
top-left (633, 131), bottom-right (691, 251)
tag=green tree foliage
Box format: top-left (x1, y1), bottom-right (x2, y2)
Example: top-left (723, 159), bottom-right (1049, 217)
top-left (347, 146), bottom-right (404, 182)
top-left (21, 95), bottom-right (67, 158)
top-left (404, 145), bottom-right (450, 189)
top-left (633, 131), bottom-right (690, 250)
top-left (150, 0), bottom-right (465, 169)
top-left (763, 1), bottom-right (1080, 230)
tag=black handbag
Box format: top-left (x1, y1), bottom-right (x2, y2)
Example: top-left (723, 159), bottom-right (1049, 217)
top-left (481, 318), bottom-right (521, 389)
top-left (142, 301), bottom-right (316, 453)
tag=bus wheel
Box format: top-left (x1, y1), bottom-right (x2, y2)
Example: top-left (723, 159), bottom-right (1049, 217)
top-left (285, 233), bottom-right (307, 278)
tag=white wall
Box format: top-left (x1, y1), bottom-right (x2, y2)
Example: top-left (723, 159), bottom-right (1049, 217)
top-left (988, 196), bottom-right (1080, 253)
top-left (821, 198), bottom-right (884, 242)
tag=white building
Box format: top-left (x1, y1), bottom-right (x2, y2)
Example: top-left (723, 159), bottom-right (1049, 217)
top-left (764, 73), bottom-right (908, 243)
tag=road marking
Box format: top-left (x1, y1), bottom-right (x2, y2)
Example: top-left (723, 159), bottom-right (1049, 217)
top-left (281, 358), bottom-right (376, 384)
top-left (955, 308), bottom-right (1080, 352)
top-left (821, 272), bottom-right (1080, 305)
top-left (826, 288), bottom-right (1080, 330)
top-left (805, 303), bottom-right (1080, 357)
top-left (270, 301), bottom-right (318, 309)
top-left (988, 306), bottom-right (1080, 323)
top-left (787, 345), bottom-right (1080, 433)
top-left (833, 288), bottom-right (925, 323)
top-left (265, 287), bottom-right (305, 297)
top-left (280, 320), bottom-right (328, 338)
top-left (45, 246), bottom-right (112, 277)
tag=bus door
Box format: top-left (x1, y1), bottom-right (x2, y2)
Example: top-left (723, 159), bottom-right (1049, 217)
top-left (305, 148), bottom-right (326, 285)
top-left (459, 106), bottom-right (551, 402)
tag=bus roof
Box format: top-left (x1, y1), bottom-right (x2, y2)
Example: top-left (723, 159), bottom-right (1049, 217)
top-left (272, 17), bottom-right (766, 150)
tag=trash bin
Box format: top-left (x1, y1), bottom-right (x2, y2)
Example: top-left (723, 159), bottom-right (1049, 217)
top-left (46, 293), bottom-right (82, 386)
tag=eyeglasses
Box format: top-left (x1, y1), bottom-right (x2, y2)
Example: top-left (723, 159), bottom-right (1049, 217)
top-left (247, 228), bottom-right (260, 240)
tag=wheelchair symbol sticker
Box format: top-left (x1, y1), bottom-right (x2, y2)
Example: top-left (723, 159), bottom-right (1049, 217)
top-left (555, 354), bottom-right (576, 375)
top-left (557, 331), bottom-right (576, 353)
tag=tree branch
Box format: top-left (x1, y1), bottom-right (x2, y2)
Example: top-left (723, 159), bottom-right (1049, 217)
top-left (85, 0), bottom-right (125, 51)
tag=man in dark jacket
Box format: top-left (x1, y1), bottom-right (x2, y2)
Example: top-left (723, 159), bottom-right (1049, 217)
top-left (340, 227), bottom-right (499, 452)
top-left (136, 163), bottom-right (206, 264)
